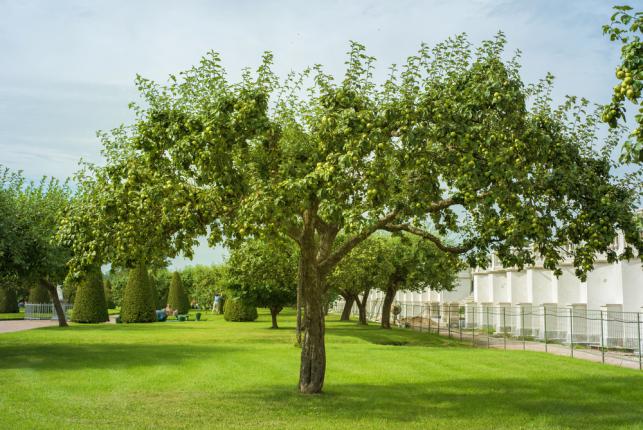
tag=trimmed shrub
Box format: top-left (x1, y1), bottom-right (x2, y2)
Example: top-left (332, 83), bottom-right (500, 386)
top-left (0, 286), bottom-right (19, 313)
top-left (72, 266), bottom-right (109, 323)
top-left (223, 298), bottom-right (258, 322)
top-left (104, 279), bottom-right (115, 309)
top-left (120, 264), bottom-right (156, 323)
top-left (167, 272), bottom-right (190, 314)
top-left (28, 284), bottom-right (50, 303)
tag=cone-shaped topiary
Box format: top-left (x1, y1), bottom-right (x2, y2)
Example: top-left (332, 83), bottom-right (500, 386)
top-left (104, 279), bottom-right (115, 309)
top-left (28, 284), bottom-right (50, 303)
top-left (0, 286), bottom-right (19, 313)
top-left (120, 264), bottom-right (156, 323)
top-left (223, 297), bottom-right (258, 322)
top-left (167, 272), bottom-right (189, 314)
top-left (72, 266), bottom-right (109, 323)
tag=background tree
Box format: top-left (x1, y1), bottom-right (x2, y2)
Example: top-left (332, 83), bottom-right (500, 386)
top-left (0, 282), bottom-right (19, 313)
top-left (227, 238), bottom-right (297, 329)
top-left (104, 279), bottom-right (115, 309)
top-left (602, 5), bottom-right (643, 163)
top-left (120, 264), bottom-right (156, 323)
top-left (60, 36), bottom-right (643, 393)
top-left (377, 234), bottom-right (461, 329)
top-left (327, 235), bottom-right (392, 324)
top-left (72, 265), bottom-right (109, 323)
top-left (223, 294), bottom-right (258, 322)
top-left (28, 284), bottom-right (51, 304)
top-left (167, 271), bottom-right (189, 314)
top-left (1, 166), bottom-right (72, 326)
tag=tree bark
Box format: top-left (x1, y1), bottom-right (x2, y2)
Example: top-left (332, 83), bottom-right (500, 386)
top-left (340, 295), bottom-right (354, 321)
top-left (381, 286), bottom-right (397, 329)
top-left (270, 306), bottom-right (282, 329)
top-left (298, 213), bottom-right (325, 394)
top-left (41, 279), bottom-right (68, 327)
top-left (354, 290), bottom-right (370, 325)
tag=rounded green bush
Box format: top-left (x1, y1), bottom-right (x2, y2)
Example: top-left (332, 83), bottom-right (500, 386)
top-left (0, 286), bottom-right (19, 313)
top-left (72, 266), bottom-right (109, 323)
top-left (167, 272), bottom-right (189, 314)
top-left (120, 264), bottom-right (156, 323)
top-left (223, 298), bottom-right (258, 322)
top-left (28, 284), bottom-right (50, 304)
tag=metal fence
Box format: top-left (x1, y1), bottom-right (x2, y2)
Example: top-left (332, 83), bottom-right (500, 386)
top-left (332, 300), bottom-right (643, 370)
top-left (24, 303), bottom-right (73, 321)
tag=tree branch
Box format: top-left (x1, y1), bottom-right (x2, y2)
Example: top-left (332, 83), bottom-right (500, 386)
top-left (383, 223), bottom-right (473, 254)
top-left (318, 210), bottom-right (398, 276)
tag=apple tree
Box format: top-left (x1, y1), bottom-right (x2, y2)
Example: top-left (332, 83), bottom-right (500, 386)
top-left (60, 35), bottom-right (643, 393)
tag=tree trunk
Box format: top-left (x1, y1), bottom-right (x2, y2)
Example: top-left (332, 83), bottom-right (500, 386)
top-left (270, 306), bottom-right (282, 329)
top-left (41, 279), bottom-right (68, 327)
top-left (296, 262), bottom-right (303, 345)
top-left (298, 218), bottom-right (325, 394)
top-left (340, 295), bottom-right (354, 321)
top-left (381, 286), bottom-right (396, 329)
top-left (355, 290), bottom-right (370, 325)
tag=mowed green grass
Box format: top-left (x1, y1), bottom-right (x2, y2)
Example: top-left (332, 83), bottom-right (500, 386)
top-left (0, 308), bottom-right (24, 320)
top-left (1, 310), bottom-right (642, 430)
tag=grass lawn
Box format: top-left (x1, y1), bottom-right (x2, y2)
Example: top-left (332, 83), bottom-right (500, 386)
top-left (0, 308), bottom-right (24, 320)
top-left (0, 309), bottom-right (641, 430)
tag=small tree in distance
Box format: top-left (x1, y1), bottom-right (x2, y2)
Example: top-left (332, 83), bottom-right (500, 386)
top-left (120, 264), bottom-right (156, 323)
top-left (227, 239), bottom-right (297, 329)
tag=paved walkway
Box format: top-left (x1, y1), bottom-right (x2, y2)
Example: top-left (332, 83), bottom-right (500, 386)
top-left (0, 320), bottom-right (58, 334)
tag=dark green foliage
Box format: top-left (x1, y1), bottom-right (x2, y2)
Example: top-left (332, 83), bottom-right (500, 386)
top-left (149, 269), bottom-right (171, 308)
top-left (28, 284), bottom-right (50, 303)
top-left (223, 297), bottom-right (258, 322)
top-left (72, 266), bottom-right (109, 323)
top-left (104, 279), bottom-right (115, 309)
top-left (62, 278), bottom-right (77, 304)
top-left (167, 272), bottom-right (189, 314)
top-left (120, 264), bottom-right (156, 323)
top-left (0, 285), bottom-right (18, 313)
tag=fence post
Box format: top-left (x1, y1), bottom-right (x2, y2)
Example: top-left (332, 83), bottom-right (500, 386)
top-left (600, 310), bottom-right (605, 364)
top-left (472, 306), bottom-right (476, 347)
top-left (521, 306), bottom-right (526, 351)
top-left (486, 306), bottom-right (490, 349)
top-left (637, 312), bottom-right (641, 371)
top-left (544, 305), bottom-right (548, 353)
top-left (460, 306), bottom-right (463, 342)
top-left (448, 304), bottom-right (452, 339)
top-left (569, 308), bottom-right (574, 358)
top-left (428, 304), bottom-right (432, 334)
top-left (503, 307), bottom-right (507, 351)
top-left (437, 307), bottom-right (441, 337)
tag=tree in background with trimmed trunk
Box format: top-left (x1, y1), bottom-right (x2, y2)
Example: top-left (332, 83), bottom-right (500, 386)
top-left (378, 234), bottom-right (461, 329)
top-left (327, 235), bottom-right (392, 324)
top-left (59, 36), bottom-right (643, 393)
top-left (1, 167), bottom-right (72, 327)
top-left (72, 265), bottom-right (109, 323)
top-left (227, 238), bottom-right (297, 329)
top-left (0, 283), bottom-right (19, 313)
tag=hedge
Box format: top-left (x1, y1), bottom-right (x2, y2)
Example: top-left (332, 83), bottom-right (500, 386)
top-left (223, 298), bottom-right (258, 322)
top-left (167, 272), bottom-right (190, 314)
top-left (120, 264), bottom-right (157, 323)
top-left (72, 266), bottom-right (109, 323)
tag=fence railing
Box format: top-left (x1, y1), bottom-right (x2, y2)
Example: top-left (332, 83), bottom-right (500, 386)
top-left (24, 303), bottom-right (73, 321)
top-left (332, 300), bottom-right (643, 370)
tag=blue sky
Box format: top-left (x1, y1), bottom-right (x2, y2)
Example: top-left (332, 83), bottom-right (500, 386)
top-left (0, 0), bottom-right (636, 267)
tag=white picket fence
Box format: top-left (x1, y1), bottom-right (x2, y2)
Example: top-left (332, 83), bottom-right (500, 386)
top-left (24, 303), bottom-right (73, 320)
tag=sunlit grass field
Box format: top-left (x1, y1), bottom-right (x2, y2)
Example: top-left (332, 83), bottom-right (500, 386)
top-left (1, 309), bottom-right (641, 429)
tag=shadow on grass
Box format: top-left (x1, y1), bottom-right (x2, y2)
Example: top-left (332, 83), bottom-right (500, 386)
top-left (228, 376), bottom-right (643, 429)
top-left (0, 342), bottom-right (238, 371)
top-left (326, 322), bottom-right (461, 347)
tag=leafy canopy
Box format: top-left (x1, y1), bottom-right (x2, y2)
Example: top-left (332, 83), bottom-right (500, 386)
top-left (60, 34), bottom-right (642, 287)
